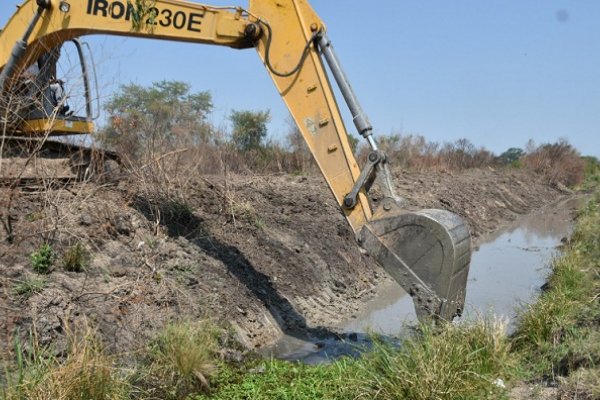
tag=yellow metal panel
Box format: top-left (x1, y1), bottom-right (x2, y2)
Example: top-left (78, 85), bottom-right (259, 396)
top-left (21, 118), bottom-right (95, 135)
top-left (249, 0), bottom-right (372, 233)
top-left (0, 0), bottom-right (255, 75)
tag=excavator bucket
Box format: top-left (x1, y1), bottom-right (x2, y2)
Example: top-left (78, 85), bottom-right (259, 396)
top-left (359, 198), bottom-right (471, 321)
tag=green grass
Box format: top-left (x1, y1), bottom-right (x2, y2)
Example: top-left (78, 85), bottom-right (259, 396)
top-left (194, 318), bottom-right (517, 400)
top-left (357, 319), bottom-right (518, 400)
top-left (12, 276), bottom-right (47, 297)
top-left (196, 358), bottom-right (358, 400)
top-left (511, 193), bottom-right (600, 396)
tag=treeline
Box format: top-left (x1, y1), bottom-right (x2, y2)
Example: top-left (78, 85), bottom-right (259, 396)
top-left (98, 80), bottom-right (590, 187)
top-left (366, 135), bottom-right (587, 187)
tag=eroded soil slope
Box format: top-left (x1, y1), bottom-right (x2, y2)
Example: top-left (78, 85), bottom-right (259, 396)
top-left (0, 168), bottom-right (570, 357)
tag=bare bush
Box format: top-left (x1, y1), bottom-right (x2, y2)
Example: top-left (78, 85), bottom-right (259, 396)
top-left (521, 139), bottom-right (585, 187)
top-left (358, 134), bottom-right (495, 172)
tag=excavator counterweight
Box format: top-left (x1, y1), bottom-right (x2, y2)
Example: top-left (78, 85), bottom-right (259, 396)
top-left (0, 0), bottom-right (472, 322)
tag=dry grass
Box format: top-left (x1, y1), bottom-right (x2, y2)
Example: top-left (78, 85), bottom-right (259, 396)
top-left (2, 324), bottom-right (129, 400)
top-left (61, 242), bottom-right (90, 272)
top-left (559, 368), bottom-right (600, 399)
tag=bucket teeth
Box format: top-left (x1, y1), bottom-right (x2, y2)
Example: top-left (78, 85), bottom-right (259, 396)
top-left (359, 198), bottom-right (471, 321)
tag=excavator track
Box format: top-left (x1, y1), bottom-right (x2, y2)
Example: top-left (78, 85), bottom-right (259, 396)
top-left (0, 136), bottom-right (119, 187)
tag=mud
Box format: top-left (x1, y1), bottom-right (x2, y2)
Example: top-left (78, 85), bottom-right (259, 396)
top-left (0, 168), bottom-right (573, 359)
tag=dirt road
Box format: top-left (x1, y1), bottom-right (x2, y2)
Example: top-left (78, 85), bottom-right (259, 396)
top-left (0, 168), bottom-right (571, 357)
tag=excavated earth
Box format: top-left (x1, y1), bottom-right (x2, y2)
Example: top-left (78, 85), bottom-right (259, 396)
top-left (0, 167), bottom-right (572, 360)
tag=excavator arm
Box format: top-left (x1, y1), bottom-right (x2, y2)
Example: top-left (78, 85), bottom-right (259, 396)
top-left (0, 0), bottom-right (472, 321)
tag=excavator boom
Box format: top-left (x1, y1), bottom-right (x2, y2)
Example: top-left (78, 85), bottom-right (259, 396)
top-left (0, 0), bottom-right (471, 321)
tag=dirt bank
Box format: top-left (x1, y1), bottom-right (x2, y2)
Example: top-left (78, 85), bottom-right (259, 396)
top-left (0, 168), bottom-right (571, 358)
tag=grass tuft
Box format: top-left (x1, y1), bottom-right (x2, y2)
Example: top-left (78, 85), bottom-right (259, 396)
top-left (12, 276), bottom-right (47, 298)
top-left (62, 242), bottom-right (90, 273)
top-left (143, 320), bottom-right (220, 399)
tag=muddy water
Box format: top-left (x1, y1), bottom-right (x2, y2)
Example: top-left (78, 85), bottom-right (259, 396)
top-left (261, 196), bottom-right (586, 363)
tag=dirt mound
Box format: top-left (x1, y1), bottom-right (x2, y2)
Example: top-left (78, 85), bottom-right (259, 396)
top-left (0, 168), bottom-right (570, 357)
top-left (386, 167), bottom-right (570, 238)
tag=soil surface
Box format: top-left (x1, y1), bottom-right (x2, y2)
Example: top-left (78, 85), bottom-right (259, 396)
top-left (0, 167), bottom-right (572, 359)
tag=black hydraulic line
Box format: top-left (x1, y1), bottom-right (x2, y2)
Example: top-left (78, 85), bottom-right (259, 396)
top-left (260, 20), bottom-right (318, 78)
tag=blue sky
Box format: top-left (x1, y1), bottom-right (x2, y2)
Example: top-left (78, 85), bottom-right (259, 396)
top-left (2, 1), bottom-right (599, 157)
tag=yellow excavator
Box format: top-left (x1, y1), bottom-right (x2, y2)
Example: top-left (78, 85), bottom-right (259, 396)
top-left (0, 0), bottom-right (472, 321)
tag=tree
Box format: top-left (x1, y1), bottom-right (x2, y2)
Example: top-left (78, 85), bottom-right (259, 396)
top-left (229, 109), bottom-right (270, 152)
top-left (99, 80), bottom-right (212, 160)
top-left (499, 147), bottom-right (525, 165)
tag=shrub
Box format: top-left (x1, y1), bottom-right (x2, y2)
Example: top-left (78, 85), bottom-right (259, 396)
top-left (358, 135), bottom-right (496, 172)
top-left (499, 147), bottom-right (525, 165)
top-left (30, 243), bottom-right (57, 274)
top-left (521, 139), bottom-right (585, 187)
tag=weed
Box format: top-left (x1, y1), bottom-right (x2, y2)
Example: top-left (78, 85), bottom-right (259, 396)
top-left (144, 320), bottom-right (220, 399)
top-left (30, 243), bottom-right (56, 274)
top-left (172, 263), bottom-right (196, 274)
top-left (25, 211), bottom-right (45, 223)
top-left (12, 276), bottom-right (47, 297)
top-left (3, 325), bottom-right (129, 400)
top-left (126, 0), bottom-right (158, 31)
top-left (62, 242), bottom-right (90, 272)
top-left (195, 358), bottom-right (358, 400)
top-left (253, 216), bottom-right (265, 230)
top-left (145, 236), bottom-right (158, 249)
top-left (227, 198), bottom-right (259, 228)
top-left (152, 271), bottom-right (163, 283)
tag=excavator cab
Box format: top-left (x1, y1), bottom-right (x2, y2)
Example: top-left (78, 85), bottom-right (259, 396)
top-left (20, 39), bottom-right (96, 136)
top-left (1, 32), bottom-right (113, 181)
